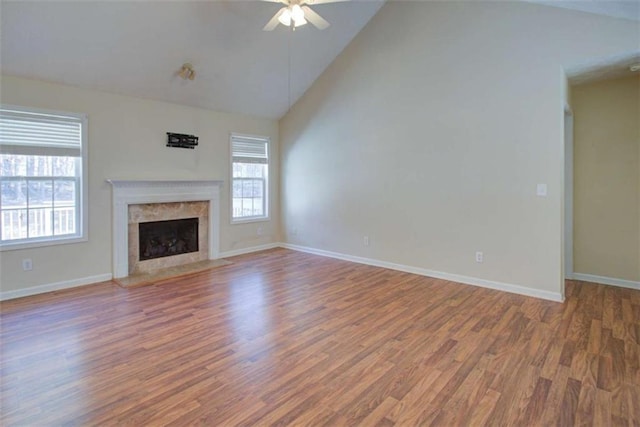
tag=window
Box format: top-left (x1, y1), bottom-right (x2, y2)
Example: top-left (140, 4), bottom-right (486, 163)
top-left (0, 105), bottom-right (87, 250)
top-left (231, 134), bottom-right (269, 222)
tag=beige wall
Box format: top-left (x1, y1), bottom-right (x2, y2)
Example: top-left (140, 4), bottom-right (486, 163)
top-left (0, 75), bottom-right (280, 294)
top-left (572, 75), bottom-right (640, 281)
top-left (280, 1), bottom-right (639, 299)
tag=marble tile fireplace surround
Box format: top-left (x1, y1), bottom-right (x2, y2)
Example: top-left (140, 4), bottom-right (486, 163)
top-left (107, 180), bottom-right (223, 279)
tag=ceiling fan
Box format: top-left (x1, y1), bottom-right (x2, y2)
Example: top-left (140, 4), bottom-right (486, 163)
top-left (262, 0), bottom-right (349, 31)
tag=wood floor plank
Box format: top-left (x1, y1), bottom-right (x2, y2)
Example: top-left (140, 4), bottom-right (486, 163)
top-left (357, 396), bottom-right (399, 427)
top-left (1, 248), bottom-right (639, 425)
top-left (559, 377), bottom-right (582, 426)
top-left (466, 388), bottom-right (501, 426)
top-left (520, 376), bottom-right (552, 425)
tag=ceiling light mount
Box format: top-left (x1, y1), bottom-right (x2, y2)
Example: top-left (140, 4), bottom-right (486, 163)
top-left (178, 63), bottom-right (196, 80)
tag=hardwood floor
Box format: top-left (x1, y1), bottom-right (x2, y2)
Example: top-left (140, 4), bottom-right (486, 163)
top-left (1, 248), bottom-right (639, 426)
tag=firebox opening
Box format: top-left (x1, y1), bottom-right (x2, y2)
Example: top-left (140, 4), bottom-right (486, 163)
top-left (139, 218), bottom-right (199, 261)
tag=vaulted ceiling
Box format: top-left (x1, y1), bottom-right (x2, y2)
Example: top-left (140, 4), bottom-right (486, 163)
top-left (1, 1), bottom-right (385, 119)
top-left (1, 1), bottom-right (637, 120)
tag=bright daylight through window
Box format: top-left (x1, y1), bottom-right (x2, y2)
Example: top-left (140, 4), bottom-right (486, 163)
top-left (0, 106), bottom-right (87, 249)
top-left (231, 134), bottom-right (269, 222)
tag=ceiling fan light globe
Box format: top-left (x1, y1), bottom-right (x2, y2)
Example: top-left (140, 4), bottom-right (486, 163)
top-left (278, 8), bottom-right (292, 26)
top-left (291, 4), bottom-right (305, 21)
top-left (293, 16), bottom-right (307, 27)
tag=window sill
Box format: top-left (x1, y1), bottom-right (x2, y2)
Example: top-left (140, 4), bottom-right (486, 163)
top-left (231, 216), bottom-right (270, 225)
top-left (0, 235), bottom-right (87, 252)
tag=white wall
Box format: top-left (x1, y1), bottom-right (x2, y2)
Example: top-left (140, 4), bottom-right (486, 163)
top-left (280, 1), bottom-right (639, 300)
top-left (0, 75), bottom-right (279, 295)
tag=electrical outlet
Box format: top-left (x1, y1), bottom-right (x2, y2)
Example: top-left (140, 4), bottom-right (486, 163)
top-left (291, 228), bottom-right (298, 236)
top-left (536, 183), bottom-right (548, 197)
top-left (364, 236), bottom-right (370, 246)
top-left (257, 226), bottom-right (263, 236)
top-left (475, 252), bottom-right (483, 263)
top-left (22, 258), bottom-right (33, 271)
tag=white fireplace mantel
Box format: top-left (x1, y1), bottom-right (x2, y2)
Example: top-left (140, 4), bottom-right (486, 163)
top-left (107, 179), bottom-right (223, 279)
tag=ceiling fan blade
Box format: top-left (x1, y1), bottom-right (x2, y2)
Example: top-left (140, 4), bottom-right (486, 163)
top-left (304, 0), bottom-right (350, 5)
top-left (302, 6), bottom-right (330, 30)
top-left (263, 8), bottom-right (285, 31)
top-left (261, 0), bottom-right (289, 4)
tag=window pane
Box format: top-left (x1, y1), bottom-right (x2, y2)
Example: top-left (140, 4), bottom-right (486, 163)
top-left (253, 198), bottom-right (264, 216)
top-left (234, 162), bottom-right (266, 178)
top-left (232, 163), bottom-right (242, 178)
top-left (233, 180), bottom-right (242, 198)
top-left (241, 198), bottom-right (247, 216)
top-left (53, 207), bottom-right (76, 236)
top-left (233, 198), bottom-right (242, 217)
top-left (1, 180), bottom-right (27, 207)
top-left (26, 156), bottom-right (53, 176)
top-left (52, 157), bottom-right (77, 176)
top-left (28, 180), bottom-right (53, 207)
top-left (53, 180), bottom-right (76, 206)
top-left (243, 180), bottom-right (253, 198)
top-left (253, 180), bottom-right (263, 198)
top-left (1, 208), bottom-right (27, 240)
top-left (0, 154), bottom-right (27, 177)
top-left (28, 208), bottom-right (53, 238)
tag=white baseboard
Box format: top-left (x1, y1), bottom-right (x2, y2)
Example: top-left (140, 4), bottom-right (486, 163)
top-left (1, 242), bottom-right (281, 302)
top-left (218, 242), bottom-right (280, 259)
top-left (1, 243), bottom-right (571, 303)
top-left (572, 273), bottom-right (640, 290)
top-left (281, 243), bottom-right (564, 302)
top-left (0, 273), bottom-right (113, 301)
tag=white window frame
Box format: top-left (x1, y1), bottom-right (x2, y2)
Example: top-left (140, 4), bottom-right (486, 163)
top-left (0, 104), bottom-right (89, 251)
top-left (230, 133), bottom-right (270, 224)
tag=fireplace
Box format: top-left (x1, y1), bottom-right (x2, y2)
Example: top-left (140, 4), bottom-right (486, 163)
top-left (139, 218), bottom-right (199, 261)
top-left (107, 180), bottom-right (223, 279)
top-left (128, 201), bottom-right (209, 274)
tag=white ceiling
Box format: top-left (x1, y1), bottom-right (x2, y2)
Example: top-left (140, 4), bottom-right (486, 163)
top-left (528, 0), bottom-right (639, 21)
top-left (0, 0), bottom-right (385, 120)
top-left (567, 52), bottom-right (640, 85)
top-left (1, 1), bottom-right (637, 120)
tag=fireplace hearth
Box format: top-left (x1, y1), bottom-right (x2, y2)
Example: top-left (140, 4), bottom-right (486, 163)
top-left (139, 218), bottom-right (199, 261)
